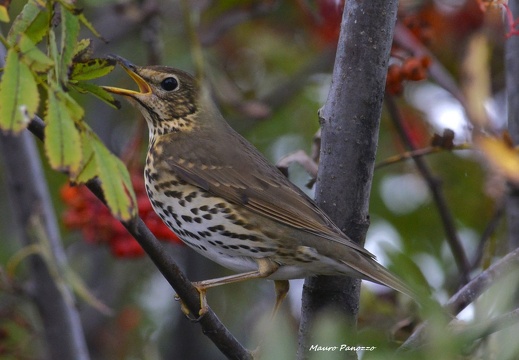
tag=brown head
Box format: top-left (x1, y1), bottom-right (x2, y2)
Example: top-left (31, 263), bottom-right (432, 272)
top-left (103, 56), bottom-right (204, 137)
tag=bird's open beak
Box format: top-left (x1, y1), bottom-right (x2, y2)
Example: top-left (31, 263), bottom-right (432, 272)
top-left (102, 55), bottom-right (152, 96)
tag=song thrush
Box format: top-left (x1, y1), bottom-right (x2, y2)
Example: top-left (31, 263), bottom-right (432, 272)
top-left (103, 56), bottom-right (417, 316)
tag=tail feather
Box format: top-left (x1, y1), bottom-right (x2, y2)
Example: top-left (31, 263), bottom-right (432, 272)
top-left (341, 257), bottom-right (420, 301)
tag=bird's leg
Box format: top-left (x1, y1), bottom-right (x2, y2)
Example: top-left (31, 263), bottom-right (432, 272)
top-left (183, 258), bottom-right (280, 319)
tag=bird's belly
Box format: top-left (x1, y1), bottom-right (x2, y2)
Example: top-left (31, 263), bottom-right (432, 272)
top-left (144, 170), bottom-right (279, 271)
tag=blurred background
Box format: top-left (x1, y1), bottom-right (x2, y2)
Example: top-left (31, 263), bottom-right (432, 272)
top-left (0, 0), bottom-right (516, 359)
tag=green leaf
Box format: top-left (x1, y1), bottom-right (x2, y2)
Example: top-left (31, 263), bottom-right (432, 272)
top-left (70, 58), bottom-right (116, 81)
top-left (16, 35), bottom-right (54, 73)
top-left (58, 91), bottom-right (84, 121)
top-left (60, 7), bottom-right (80, 82)
top-left (44, 89), bottom-right (82, 175)
top-left (74, 130), bottom-right (98, 183)
top-left (72, 38), bottom-right (93, 62)
top-left (77, 13), bottom-right (106, 42)
top-left (0, 49), bottom-right (39, 133)
top-left (91, 138), bottom-right (137, 221)
top-left (57, 0), bottom-right (106, 42)
top-left (71, 81), bottom-right (120, 109)
top-left (48, 28), bottom-right (60, 81)
top-left (7, 0), bottom-right (48, 46)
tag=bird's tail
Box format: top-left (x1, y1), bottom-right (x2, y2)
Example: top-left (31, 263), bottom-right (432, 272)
top-left (340, 256), bottom-right (422, 301)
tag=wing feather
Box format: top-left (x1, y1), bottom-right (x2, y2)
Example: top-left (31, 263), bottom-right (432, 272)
top-left (156, 125), bottom-right (374, 258)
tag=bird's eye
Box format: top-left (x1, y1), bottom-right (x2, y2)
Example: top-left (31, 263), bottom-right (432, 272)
top-left (160, 77), bottom-right (179, 91)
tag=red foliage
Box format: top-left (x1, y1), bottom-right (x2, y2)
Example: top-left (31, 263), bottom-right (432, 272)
top-left (61, 170), bottom-right (182, 258)
top-left (386, 56), bottom-right (431, 95)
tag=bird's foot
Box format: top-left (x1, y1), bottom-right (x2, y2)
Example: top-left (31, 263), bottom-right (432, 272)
top-left (174, 286), bottom-right (209, 322)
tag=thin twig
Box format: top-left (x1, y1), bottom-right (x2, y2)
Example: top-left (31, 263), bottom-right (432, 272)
top-left (27, 116), bottom-right (252, 360)
top-left (471, 200), bottom-right (506, 270)
top-left (385, 95), bottom-right (471, 286)
top-left (375, 143), bottom-right (471, 169)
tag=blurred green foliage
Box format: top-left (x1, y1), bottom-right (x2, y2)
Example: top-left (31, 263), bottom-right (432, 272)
top-left (0, 0), bottom-right (516, 359)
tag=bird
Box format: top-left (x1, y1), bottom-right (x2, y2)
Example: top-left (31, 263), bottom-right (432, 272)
top-left (102, 55), bottom-right (418, 317)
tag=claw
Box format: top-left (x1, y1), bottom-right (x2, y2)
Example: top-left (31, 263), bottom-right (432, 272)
top-left (174, 286), bottom-right (209, 322)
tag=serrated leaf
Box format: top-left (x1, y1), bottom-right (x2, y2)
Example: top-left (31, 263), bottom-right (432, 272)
top-left (59, 91), bottom-right (84, 121)
top-left (16, 35), bottom-right (54, 73)
top-left (48, 28), bottom-right (60, 80)
top-left (44, 89), bottom-right (82, 175)
top-left (7, 0), bottom-right (48, 45)
top-left (72, 38), bottom-right (93, 62)
top-left (74, 129), bottom-right (97, 183)
top-left (91, 139), bottom-right (137, 221)
top-left (57, 0), bottom-right (106, 42)
top-left (60, 7), bottom-right (80, 82)
top-left (0, 49), bottom-right (39, 133)
top-left (77, 13), bottom-right (106, 42)
top-left (71, 81), bottom-right (120, 109)
top-left (70, 58), bottom-right (116, 81)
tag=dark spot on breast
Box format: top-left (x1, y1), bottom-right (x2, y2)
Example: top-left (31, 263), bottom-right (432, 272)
top-left (181, 215), bottom-right (193, 223)
top-left (225, 214), bottom-right (237, 221)
top-left (185, 191), bottom-right (197, 202)
top-left (208, 225), bottom-right (225, 232)
top-left (164, 190), bottom-right (183, 199)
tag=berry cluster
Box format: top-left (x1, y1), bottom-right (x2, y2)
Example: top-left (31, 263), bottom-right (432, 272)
top-left (61, 170), bottom-right (181, 258)
top-left (386, 56), bottom-right (431, 95)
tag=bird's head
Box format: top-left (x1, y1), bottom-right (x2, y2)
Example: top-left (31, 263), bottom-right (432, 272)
top-left (103, 56), bottom-right (201, 137)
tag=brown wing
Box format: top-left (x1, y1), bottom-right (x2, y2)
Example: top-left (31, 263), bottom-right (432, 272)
top-left (156, 121), bottom-right (374, 259)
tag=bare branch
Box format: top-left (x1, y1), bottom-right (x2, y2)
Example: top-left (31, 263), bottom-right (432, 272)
top-left (399, 246), bottom-right (519, 351)
top-left (385, 95), bottom-right (471, 286)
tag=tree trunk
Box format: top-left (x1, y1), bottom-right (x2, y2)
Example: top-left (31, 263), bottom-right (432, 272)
top-left (297, 1), bottom-right (399, 358)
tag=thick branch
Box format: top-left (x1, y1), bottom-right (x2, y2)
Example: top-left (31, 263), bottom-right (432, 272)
top-left (399, 246), bottom-right (519, 351)
top-left (298, 1), bottom-right (399, 358)
top-left (27, 117), bottom-right (252, 360)
top-left (0, 131), bottom-right (90, 360)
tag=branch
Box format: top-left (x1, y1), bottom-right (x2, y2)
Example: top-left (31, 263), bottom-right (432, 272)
top-left (399, 246), bottom-right (519, 351)
top-left (0, 131), bottom-right (90, 360)
top-left (298, 1), bottom-right (399, 358)
top-left (385, 95), bottom-right (471, 286)
top-left (27, 117), bottom-right (252, 360)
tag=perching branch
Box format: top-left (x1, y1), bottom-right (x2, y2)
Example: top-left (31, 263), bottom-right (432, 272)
top-left (27, 116), bottom-right (252, 360)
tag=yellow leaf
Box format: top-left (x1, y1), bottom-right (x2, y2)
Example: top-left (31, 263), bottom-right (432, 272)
top-left (479, 137), bottom-right (519, 183)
